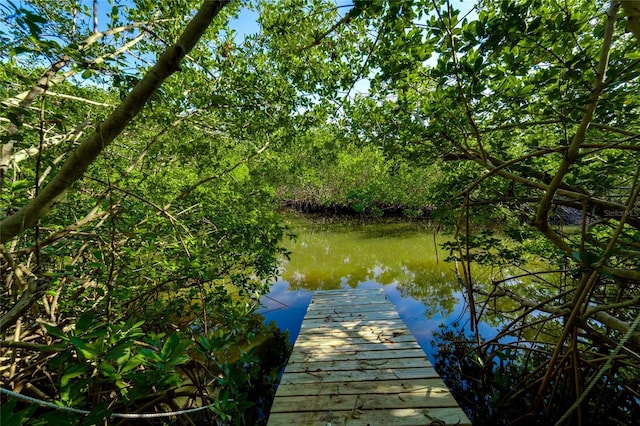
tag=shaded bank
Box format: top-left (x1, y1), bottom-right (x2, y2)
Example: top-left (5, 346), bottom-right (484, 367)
top-left (279, 199), bottom-right (434, 218)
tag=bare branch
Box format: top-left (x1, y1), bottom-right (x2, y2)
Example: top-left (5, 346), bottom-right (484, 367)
top-left (42, 91), bottom-right (115, 107)
top-left (10, 120), bottom-right (92, 166)
top-left (0, 279), bottom-right (42, 334)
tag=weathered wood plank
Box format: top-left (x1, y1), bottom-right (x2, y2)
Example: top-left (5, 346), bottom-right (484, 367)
top-left (267, 407), bottom-right (470, 426)
top-left (308, 293), bottom-right (387, 302)
top-left (287, 347), bottom-right (430, 363)
top-left (295, 339), bottom-right (419, 351)
top-left (307, 293), bottom-right (388, 305)
top-left (283, 357), bottom-right (430, 373)
top-left (270, 391), bottom-right (460, 412)
top-left (295, 329), bottom-right (416, 342)
top-left (308, 296), bottom-right (388, 304)
top-left (313, 288), bottom-right (384, 296)
top-left (297, 333), bottom-right (415, 347)
top-left (303, 310), bottom-right (401, 321)
top-left (298, 326), bottom-right (412, 340)
top-left (273, 378), bottom-right (453, 396)
top-left (304, 312), bottom-right (404, 329)
top-left (268, 289), bottom-right (471, 425)
top-left (279, 366), bottom-right (440, 385)
top-left (294, 340), bottom-right (422, 354)
top-left (300, 319), bottom-right (407, 329)
top-left (306, 302), bottom-right (394, 313)
top-left (296, 330), bottom-right (417, 342)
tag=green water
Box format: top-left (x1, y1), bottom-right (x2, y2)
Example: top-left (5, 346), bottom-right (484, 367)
top-left (260, 214), bottom-right (501, 359)
top-left (280, 216), bottom-right (461, 312)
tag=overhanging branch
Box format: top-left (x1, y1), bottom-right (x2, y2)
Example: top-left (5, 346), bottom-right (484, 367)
top-left (0, 0), bottom-right (230, 244)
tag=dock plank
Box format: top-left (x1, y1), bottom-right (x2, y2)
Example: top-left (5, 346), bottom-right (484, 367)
top-left (278, 366), bottom-right (440, 384)
top-left (273, 378), bottom-right (455, 396)
top-left (282, 357), bottom-right (429, 373)
top-left (288, 347), bottom-right (431, 363)
top-left (267, 289), bottom-right (470, 425)
top-left (270, 392), bottom-right (460, 412)
top-left (267, 407), bottom-right (469, 426)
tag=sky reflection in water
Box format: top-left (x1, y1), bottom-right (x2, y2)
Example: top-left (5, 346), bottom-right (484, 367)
top-left (259, 215), bottom-right (499, 361)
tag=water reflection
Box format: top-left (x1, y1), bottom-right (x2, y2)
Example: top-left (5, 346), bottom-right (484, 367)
top-left (259, 215), bottom-right (498, 360)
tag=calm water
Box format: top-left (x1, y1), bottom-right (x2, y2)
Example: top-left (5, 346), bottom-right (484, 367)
top-left (259, 214), bottom-right (501, 361)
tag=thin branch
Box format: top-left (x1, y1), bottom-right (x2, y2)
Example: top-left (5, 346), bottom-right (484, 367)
top-left (0, 279), bottom-right (42, 334)
top-left (0, 0), bottom-right (231, 244)
top-left (0, 244), bottom-right (26, 292)
top-left (42, 91), bottom-right (115, 107)
top-left (9, 120), bottom-right (91, 165)
top-left (0, 340), bottom-right (66, 352)
top-left (590, 122), bottom-right (640, 137)
top-left (172, 139), bottom-right (271, 203)
top-left (302, 4), bottom-right (364, 50)
top-left (433, 0), bottom-right (488, 163)
top-left (3, 22), bottom-right (151, 110)
top-left (533, 1), bottom-right (619, 250)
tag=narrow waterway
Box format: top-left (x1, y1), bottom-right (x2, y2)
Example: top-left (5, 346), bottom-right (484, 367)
top-left (259, 213), bottom-right (509, 362)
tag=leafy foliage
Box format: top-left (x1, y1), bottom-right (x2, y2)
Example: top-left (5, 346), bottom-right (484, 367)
top-left (1, 0), bottom-right (291, 423)
top-left (259, 0), bottom-right (640, 422)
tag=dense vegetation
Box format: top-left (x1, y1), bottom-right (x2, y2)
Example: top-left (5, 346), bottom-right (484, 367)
top-left (1, 0), bottom-right (639, 424)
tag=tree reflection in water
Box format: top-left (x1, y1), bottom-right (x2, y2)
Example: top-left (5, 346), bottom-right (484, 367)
top-left (260, 214), bottom-right (495, 357)
top-left (260, 214), bottom-right (640, 424)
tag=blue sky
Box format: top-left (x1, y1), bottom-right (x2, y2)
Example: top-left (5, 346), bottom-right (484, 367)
top-left (228, 0), bottom-right (479, 44)
top-left (79, 0), bottom-right (478, 95)
top-left (226, 0), bottom-right (479, 96)
top-left (85, 0), bottom-right (478, 38)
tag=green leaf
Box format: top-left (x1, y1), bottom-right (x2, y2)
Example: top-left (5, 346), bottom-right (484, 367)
top-left (166, 353), bottom-right (190, 367)
top-left (76, 312), bottom-right (98, 333)
top-left (61, 363), bottom-right (88, 388)
top-left (81, 403), bottom-right (111, 426)
top-left (42, 323), bottom-right (68, 341)
top-left (10, 180), bottom-right (31, 191)
top-left (24, 10), bottom-right (47, 24)
top-left (121, 354), bottom-right (145, 373)
top-left (99, 361), bottom-right (117, 377)
top-left (197, 335), bottom-right (212, 351)
top-left (160, 332), bottom-right (180, 359)
top-left (105, 343), bottom-right (131, 367)
top-left (138, 348), bottom-right (162, 363)
top-left (69, 337), bottom-right (98, 360)
top-left (0, 398), bottom-right (38, 426)
top-left (130, 320), bottom-right (145, 330)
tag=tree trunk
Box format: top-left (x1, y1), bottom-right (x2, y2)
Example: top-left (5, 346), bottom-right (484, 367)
top-left (0, 1), bottom-right (230, 244)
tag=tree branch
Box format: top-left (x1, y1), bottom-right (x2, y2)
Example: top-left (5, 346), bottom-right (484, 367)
top-left (0, 0), bottom-right (230, 244)
top-left (173, 139), bottom-right (270, 203)
top-left (621, 0), bottom-right (640, 43)
top-left (533, 1), bottom-right (619, 248)
top-left (0, 279), bottom-right (43, 334)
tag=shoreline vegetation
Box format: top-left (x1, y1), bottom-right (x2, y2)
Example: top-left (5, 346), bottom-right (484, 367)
top-left (278, 199), bottom-right (587, 226)
top-left (279, 198), bottom-right (434, 218)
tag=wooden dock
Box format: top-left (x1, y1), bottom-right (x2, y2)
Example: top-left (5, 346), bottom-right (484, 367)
top-left (268, 288), bottom-right (471, 425)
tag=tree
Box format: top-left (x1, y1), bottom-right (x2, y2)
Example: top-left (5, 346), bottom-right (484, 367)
top-left (324, 0), bottom-right (639, 422)
top-left (1, 1), bottom-right (292, 422)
